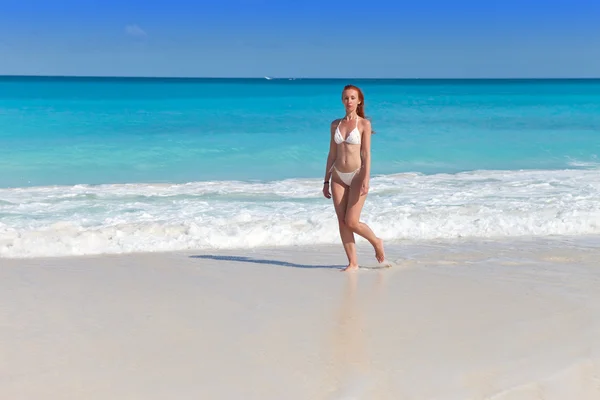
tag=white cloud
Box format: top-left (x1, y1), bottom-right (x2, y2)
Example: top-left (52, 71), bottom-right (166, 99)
top-left (125, 24), bottom-right (147, 38)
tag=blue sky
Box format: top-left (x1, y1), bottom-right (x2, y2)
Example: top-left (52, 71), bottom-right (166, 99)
top-left (1, 0), bottom-right (599, 78)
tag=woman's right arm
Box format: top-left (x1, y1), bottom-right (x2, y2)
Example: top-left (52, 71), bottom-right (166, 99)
top-left (322, 120), bottom-right (338, 199)
top-left (324, 120), bottom-right (338, 183)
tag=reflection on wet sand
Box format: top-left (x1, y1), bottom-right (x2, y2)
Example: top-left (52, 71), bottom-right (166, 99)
top-left (323, 271), bottom-right (388, 399)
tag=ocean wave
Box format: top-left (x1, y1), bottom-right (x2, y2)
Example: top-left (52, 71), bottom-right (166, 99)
top-left (566, 159), bottom-right (600, 169)
top-left (1, 169), bottom-right (600, 258)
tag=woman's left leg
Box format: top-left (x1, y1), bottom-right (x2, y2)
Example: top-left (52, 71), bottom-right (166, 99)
top-left (344, 177), bottom-right (385, 263)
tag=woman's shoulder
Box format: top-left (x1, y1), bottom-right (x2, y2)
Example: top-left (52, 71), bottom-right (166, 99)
top-left (330, 118), bottom-right (342, 131)
top-left (358, 117), bottom-right (371, 129)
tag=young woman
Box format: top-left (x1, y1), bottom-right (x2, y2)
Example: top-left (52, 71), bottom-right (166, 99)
top-left (323, 85), bottom-right (385, 271)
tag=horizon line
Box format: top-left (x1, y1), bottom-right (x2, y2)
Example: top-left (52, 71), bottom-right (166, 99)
top-left (1, 74), bottom-right (600, 81)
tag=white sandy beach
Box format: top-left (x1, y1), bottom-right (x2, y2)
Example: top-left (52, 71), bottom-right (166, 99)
top-left (1, 237), bottom-right (600, 399)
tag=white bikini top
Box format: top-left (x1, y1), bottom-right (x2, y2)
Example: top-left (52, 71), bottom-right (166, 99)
top-left (334, 117), bottom-right (361, 145)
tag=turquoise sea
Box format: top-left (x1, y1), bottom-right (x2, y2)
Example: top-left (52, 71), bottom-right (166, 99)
top-left (1, 76), bottom-right (600, 258)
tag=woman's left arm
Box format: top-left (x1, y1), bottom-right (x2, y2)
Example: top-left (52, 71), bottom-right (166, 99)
top-left (360, 119), bottom-right (372, 196)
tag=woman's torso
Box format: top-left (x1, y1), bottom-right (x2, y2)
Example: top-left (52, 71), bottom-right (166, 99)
top-left (333, 117), bottom-right (362, 172)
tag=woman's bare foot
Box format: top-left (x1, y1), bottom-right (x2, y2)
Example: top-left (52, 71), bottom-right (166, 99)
top-left (341, 264), bottom-right (359, 272)
top-left (374, 238), bottom-right (385, 263)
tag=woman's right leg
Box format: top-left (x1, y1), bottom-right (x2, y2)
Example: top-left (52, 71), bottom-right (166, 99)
top-left (331, 179), bottom-right (358, 270)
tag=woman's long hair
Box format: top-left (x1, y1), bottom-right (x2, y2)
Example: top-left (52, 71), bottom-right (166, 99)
top-left (343, 84), bottom-right (375, 133)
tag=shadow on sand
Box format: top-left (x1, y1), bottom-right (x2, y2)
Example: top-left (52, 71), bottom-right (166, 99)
top-left (189, 254), bottom-right (342, 270)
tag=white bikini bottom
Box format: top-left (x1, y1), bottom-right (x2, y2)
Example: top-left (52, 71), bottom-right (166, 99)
top-left (331, 165), bottom-right (361, 186)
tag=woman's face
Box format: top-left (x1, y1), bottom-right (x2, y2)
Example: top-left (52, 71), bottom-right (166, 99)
top-left (342, 89), bottom-right (360, 112)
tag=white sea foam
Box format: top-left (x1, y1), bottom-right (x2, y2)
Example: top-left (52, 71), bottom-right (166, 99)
top-left (567, 161), bottom-right (600, 169)
top-left (1, 169), bottom-right (600, 258)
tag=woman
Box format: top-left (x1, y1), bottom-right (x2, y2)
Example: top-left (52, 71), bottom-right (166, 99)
top-left (323, 85), bottom-right (385, 271)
